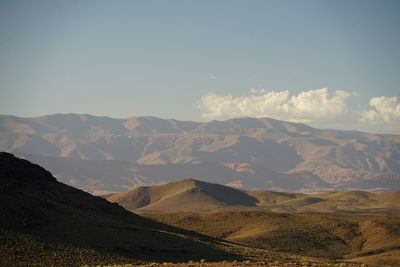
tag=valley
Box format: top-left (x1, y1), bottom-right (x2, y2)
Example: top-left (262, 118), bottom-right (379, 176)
top-left (3, 0), bottom-right (399, 266)
top-left (1, 114), bottom-right (399, 266)
top-left (1, 153), bottom-right (399, 266)
top-left (1, 114), bottom-right (399, 193)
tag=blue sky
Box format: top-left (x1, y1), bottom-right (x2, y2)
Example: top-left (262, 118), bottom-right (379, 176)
top-left (1, 0), bottom-right (399, 133)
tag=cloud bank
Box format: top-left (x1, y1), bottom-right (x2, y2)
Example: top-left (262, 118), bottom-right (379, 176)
top-left (198, 88), bottom-right (354, 124)
top-left (361, 96), bottom-right (400, 131)
top-left (198, 88), bottom-right (400, 132)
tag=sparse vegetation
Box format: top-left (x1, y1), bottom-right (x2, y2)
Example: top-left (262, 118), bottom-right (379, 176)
top-left (147, 210), bottom-right (400, 266)
top-left (0, 153), bottom-right (243, 266)
top-left (107, 179), bottom-right (400, 215)
top-left (1, 153), bottom-right (399, 267)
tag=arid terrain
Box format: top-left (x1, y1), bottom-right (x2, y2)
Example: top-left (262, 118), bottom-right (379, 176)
top-left (147, 211), bottom-right (400, 266)
top-left (0, 153), bottom-right (246, 266)
top-left (1, 153), bottom-right (399, 266)
top-left (106, 178), bottom-right (400, 214)
top-left (1, 114), bottom-right (399, 193)
top-left (2, 0), bottom-right (400, 266)
top-left (1, 115), bottom-right (399, 267)
top-left (106, 179), bottom-right (400, 266)
top-left (107, 262), bottom-right (367, 267)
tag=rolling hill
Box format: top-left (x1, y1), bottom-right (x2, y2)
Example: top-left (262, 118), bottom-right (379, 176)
top-left (148, 211), bottom-right (400, 266)
top-left (1, 113), bottom-right (400, 193)
top-left (106, 179), bottom-right (259, 213)
top-left (0, 153), bottom-right (247, 266)
top-left (107, 179), bottom-right (400, 214)
top-left (2, 153), bottom-right (399, 266)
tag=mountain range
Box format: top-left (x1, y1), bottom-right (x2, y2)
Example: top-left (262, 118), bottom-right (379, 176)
top-left (1, 113), bottom-right (399, 193)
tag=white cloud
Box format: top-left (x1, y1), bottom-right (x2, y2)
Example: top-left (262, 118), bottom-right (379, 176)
top-left (250, 88), bottom-right (266, 94)
top-left (208, 75), bottom-right (217, 80)
top-left (198, 88), bottom-right (355, 125)
top-left (361, 96), bottom-right (400, 131)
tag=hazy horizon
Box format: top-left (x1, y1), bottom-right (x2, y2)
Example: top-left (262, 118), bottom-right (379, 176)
top-left (1, 112), bottom-right (399, 136)
top-left (1, 0), bottom-right (399, 134)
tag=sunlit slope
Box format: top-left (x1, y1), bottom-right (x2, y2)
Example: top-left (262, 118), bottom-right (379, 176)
top-left (107, 179), bottom-right (258, 212)
top-left (108, 179), bottom-right (400, 214)
top-left (148, 211), bottom-right (400, 265)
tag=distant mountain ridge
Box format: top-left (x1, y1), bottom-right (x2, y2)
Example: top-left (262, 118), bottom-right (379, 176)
top-left (16, 152), bottom-right (333, 195)
top-left (1, 113), bottom-right (399, 192)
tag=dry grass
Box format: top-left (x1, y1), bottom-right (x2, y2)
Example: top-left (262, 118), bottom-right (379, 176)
top-left (147, 210), bottom-right (400, 265)
top-left (108, 179), bottom-right (400, 215)
top-left (0, 153), bottom-right (243, 266)
top-left (2, 154), bottom-right (399, 267)
top-left (103, 261), bottom-right (370, 267)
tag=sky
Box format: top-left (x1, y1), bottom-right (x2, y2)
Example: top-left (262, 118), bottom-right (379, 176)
top-left (0, 0), bottom-right (399, 134)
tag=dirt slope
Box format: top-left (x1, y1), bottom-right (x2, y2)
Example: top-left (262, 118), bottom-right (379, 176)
top-left (108, 179), bottom-right (400, 214)
top-left (0, 153), bottom-right (241, 266)
top-left (148, 211), bottom-right (400, 265)
top-left (107, 179), bottom-right (258, 212)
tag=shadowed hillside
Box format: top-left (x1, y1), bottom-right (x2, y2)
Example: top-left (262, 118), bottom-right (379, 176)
top-left (0, 153), bottom-right (244, 266)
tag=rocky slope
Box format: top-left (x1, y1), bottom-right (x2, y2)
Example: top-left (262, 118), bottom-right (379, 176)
top-left (1, 114), bottom-right (399, 192)
top-left (0, 153), bottom-right (240, 266)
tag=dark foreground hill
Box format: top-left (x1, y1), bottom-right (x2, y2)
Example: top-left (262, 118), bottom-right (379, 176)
top-left (107, 179), bottom-right (400, 214)
top-left (0, 153), bottom-right (248, 266)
